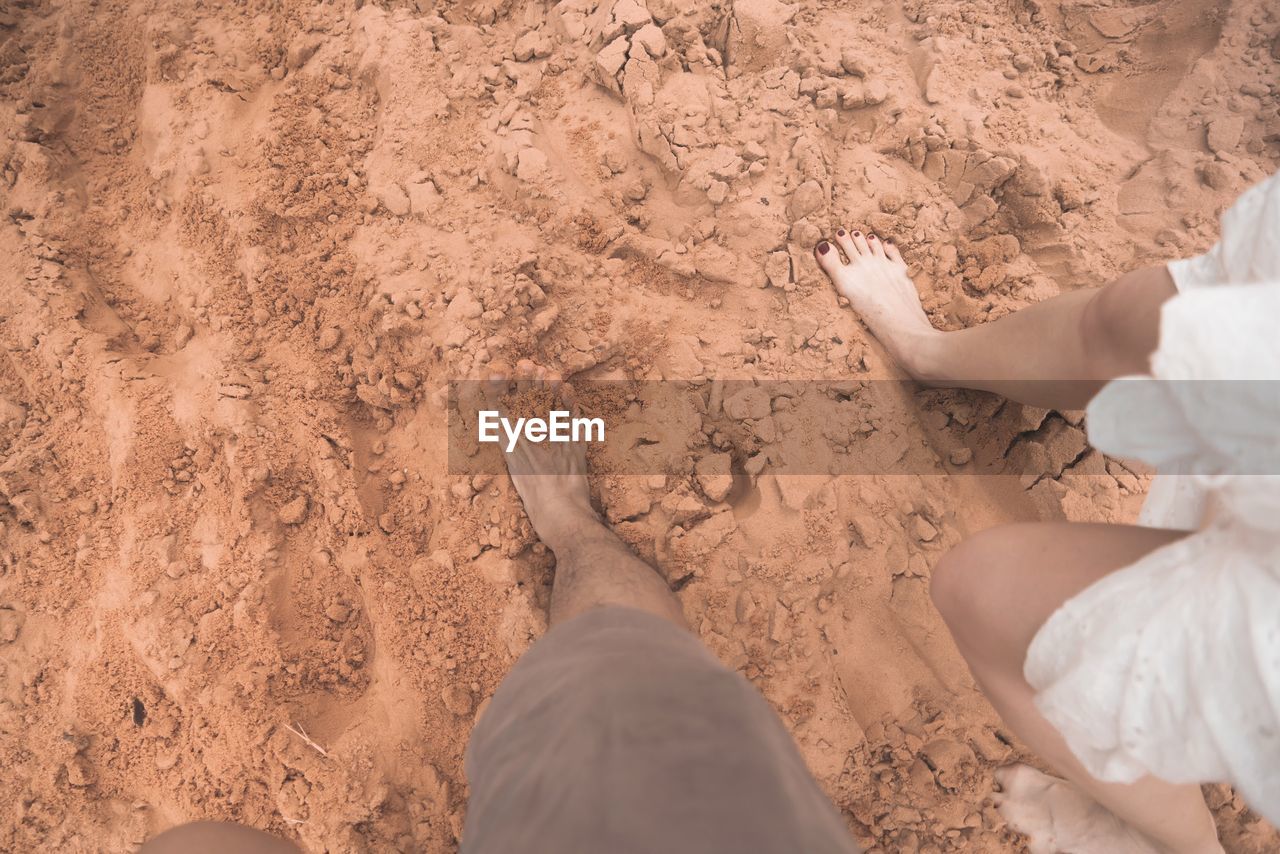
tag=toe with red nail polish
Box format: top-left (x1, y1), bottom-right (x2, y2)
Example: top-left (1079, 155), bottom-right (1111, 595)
top-left (811, 217), bottom-right (927, 359)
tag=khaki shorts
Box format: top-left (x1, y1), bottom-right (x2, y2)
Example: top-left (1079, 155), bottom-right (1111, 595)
top-left (462, 606), bottom-right (860, 854)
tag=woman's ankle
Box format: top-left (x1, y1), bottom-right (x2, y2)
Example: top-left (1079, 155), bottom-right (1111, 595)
top-left (893, 328), bottom-right (949, 383)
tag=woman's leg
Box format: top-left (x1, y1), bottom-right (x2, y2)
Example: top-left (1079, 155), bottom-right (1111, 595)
top-left (813, 229), bottom-right (1177, 410)
top-left (813, 230), bottom-right (1217, 848)
top-left (931, 522), bottom-right (1222, 854)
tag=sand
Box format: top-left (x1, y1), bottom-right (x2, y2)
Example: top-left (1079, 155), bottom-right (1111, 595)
top-left (1, 0), bottom-right (1278, 850)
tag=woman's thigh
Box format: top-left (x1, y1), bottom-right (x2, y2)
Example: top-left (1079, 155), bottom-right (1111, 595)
top-left (930, 522), bottom-right (1189, 676)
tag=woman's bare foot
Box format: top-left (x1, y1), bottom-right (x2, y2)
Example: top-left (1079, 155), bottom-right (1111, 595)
top-left (995, 765), bottom-right (1223, 854)
top-left (489, 360), bottom-right (601, 555)
top-left (814, 229), bottom-right (941, 377)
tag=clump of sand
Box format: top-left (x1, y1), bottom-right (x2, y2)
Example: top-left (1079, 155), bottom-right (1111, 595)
top-left (1, 0), bottom-right (1278, 850)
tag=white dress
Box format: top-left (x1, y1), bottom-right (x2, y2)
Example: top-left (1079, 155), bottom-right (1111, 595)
top-left (1023, 171), bottom-right (1280, 825)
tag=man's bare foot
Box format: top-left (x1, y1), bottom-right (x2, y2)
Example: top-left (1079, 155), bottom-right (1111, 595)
top-left (814, 229), bottom-right (941, 377)
top-left (995, 765), bottom-right (1223, 854)
top-left (488, 360), bottom-right (687, 627)
top-left (491, 360), bottom-right (603, 555)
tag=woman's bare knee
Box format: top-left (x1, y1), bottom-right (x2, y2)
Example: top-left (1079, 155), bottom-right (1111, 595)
top-left (928, 544), bottom-right (972, 625)
top-left (929, 528), bottom-right (1004, 631)
top-left (1078, 266), bottom-right (1177, 379)
top-left (929, 524), bottom-right (1047, 667)
top-left (933, 521), bottom-right (1189, 676)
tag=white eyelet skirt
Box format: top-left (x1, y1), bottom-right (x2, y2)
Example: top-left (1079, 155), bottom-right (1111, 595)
top-left (1024, 171), bottom-right (1280, 825)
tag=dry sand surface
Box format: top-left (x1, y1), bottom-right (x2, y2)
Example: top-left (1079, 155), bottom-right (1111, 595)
top-left (2, 0), bottom-right (1279, 850)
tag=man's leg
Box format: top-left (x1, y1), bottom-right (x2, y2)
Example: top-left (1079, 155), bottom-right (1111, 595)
top-left (465, 365), bottom-right (860, 854)
top-left (499, 362), bottom-right (686, 628)
top-left (813, 229), bottom-right (1177, 410)
top-left (930, 523), bottom-right (1222, 854)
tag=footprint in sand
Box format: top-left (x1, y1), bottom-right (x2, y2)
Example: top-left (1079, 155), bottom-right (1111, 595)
top-left (995, 764), bottom-right (1165, 854)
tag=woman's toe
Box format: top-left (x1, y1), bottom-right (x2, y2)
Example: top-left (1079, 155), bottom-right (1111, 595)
top-left (814, 240), bottom-right (844, 277)
top-left (884, 239), bottom-right (904, 264)
top-left (850, 230), bottom-right (870, 256)
top-left (834, 228), bottom-right (858, 261)
top-left (866, 233), bottom-right (886, 257)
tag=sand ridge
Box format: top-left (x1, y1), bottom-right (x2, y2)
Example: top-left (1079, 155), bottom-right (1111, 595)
top-left (1, 0), bottom-right (1278, 850)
